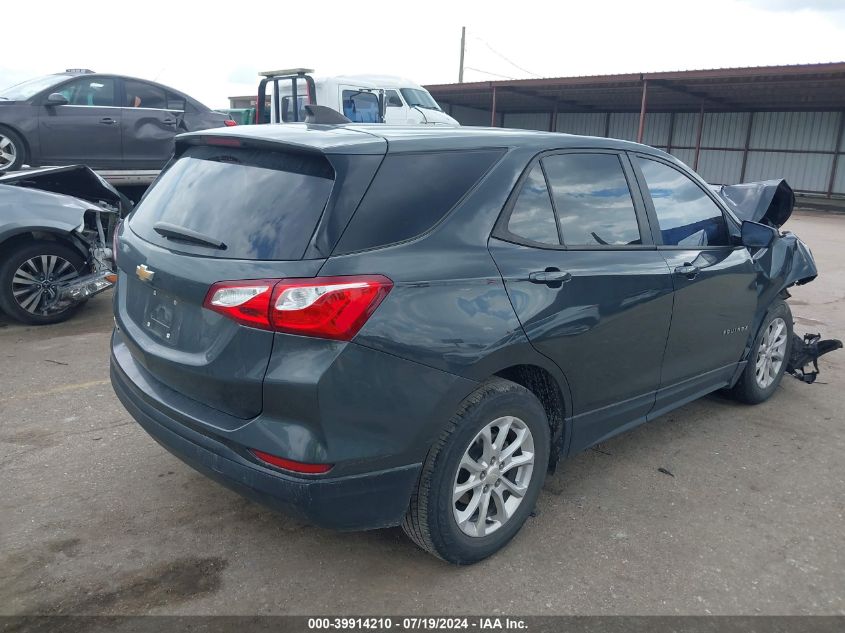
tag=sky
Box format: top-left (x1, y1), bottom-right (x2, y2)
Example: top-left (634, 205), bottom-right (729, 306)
top-left (2, 0), bottom-right (844, 109)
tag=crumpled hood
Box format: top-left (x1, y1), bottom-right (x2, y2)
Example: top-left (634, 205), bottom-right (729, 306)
top-left (712, 179), bottom-right (794, 228)
top-left (0, 165), bottom-right (131, 215)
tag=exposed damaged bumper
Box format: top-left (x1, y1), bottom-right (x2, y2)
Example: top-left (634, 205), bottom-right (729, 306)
top-left (786, 333), bottom-right (844, 384)
top-left (56, 270), bottom-right (117, 308)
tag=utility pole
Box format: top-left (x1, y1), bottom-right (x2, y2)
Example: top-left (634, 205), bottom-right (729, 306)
top-left (458, 26), bottom-right (466, 83)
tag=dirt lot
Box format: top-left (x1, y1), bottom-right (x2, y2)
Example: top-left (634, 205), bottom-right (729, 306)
top-left (1, 210), bottom-right (843, 616)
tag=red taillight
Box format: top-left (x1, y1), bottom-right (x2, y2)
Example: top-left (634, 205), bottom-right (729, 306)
top-left (223, 119), bottom-right (238, 127)
top-left (250, 449), bottom-right (332, 474)
top-left (203, 280), bottom-right (276, 330)
top-left (202, 275), bottom-right (393, 340)
top-left (270, 275), bottom-right (392, 340)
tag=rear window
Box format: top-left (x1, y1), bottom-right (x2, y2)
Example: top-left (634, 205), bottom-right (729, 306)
top-left (129, 145), bottom-right (334, 260)
top-left (334, 149), bottom-right (505, 254)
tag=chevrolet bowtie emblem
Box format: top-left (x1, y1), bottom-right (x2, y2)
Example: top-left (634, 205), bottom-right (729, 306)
top-left (136, 264), bottom-right (155, 282)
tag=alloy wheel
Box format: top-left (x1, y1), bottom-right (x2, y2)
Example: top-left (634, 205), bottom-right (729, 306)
top-left (452, 415), bottom-right (535, 538)
top-left (12, 255), bottom-right (79, 315)
top-left (755, 317), bottom-right (788, 389)
top-left (0, 134), bottom-right (17, 171)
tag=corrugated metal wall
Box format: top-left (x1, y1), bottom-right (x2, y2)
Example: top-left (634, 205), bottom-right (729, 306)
top-left (448, 108), bottom-right (845, 195)
top-left (555, 112), bottom-right (605, 136)
top-left (449, 105), bottom-right (501, 127)
top-left (503, 112), bottom-right (551, 130)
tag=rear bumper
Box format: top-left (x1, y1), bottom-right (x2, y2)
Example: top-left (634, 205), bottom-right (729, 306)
top-left (110, 350), bottom-right (422, 531)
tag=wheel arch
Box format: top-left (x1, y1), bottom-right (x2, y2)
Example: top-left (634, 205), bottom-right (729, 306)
top-left (492, 363), bottom-right (570, 469)
top-left (0, 228), bottom-right (91, 262)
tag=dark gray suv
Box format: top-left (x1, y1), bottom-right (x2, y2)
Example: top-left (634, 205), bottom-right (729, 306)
top-left (0, 70), bottom-right (231, 172)
top-left (110, 123), bottom-right (819, 563)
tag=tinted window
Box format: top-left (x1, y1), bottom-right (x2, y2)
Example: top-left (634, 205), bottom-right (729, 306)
top-left (166, 90), bottom-right (186, 111)
top-left (125, 80), bottom-right (167, 109)
top-left (335, 149), bottom-right (505, 254)
top-left (506, 165), bottom-right (559, 245)
top-left (57, 77), bottom-right (116, 106)
top-left (129, 145), bottom-right (334, 260)
top-left (637, 158), bottom-right (729, 247)
top-left (543, 154), bottom-right (640, 246)
top-left (342, 90), bottom-right (380, 123)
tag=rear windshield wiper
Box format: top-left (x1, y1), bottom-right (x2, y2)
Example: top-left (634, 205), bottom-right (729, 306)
top-left (153, 222), bottom-right (227, 250)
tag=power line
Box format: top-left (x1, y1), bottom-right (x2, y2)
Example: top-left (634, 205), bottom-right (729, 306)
top-left (464, 66), bottom-right (518, 80)
top-left (474, 36), bottom-right (542, 78)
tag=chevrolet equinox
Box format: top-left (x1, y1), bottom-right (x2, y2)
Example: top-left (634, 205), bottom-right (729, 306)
top-left (111, 122), bottom-right (819, 564)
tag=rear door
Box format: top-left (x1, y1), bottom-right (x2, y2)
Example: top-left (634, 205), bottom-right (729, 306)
top-left (631, 154), bottom-right (757, 410)
top-left (115, 142), bottom-right (338, 419)
top-left (38, 76), bottom-right (122, 167)
top-left (489, 151), bottom-right (674, 451)
top-left (120, 79), bottom-right (184, 169)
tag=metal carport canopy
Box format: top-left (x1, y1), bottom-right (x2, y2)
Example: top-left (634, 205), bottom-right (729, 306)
top-left (425, 62), bottom-right (845, 119)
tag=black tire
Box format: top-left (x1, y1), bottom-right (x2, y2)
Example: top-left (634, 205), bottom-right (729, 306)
top-left (402, 378), bottom-right (550, 564)
top-left (0, 126), bottom-right (27, 172)
top-left (729, 300), bottom-right (793, 404)
top-left (0, 240), bottom-right (86, 325)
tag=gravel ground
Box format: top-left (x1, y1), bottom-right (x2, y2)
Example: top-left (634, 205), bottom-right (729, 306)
top-left (1, 210), bottom-right (843, 616)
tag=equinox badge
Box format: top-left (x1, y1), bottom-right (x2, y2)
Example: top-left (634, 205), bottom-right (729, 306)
top-left (136, 264), bottom-right (155, 283)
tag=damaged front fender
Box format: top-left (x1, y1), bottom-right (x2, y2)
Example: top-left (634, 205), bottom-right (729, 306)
top-left (726, 178), bottom-right (841, 383)
top-left (751, 229), bottom-right (817, 312)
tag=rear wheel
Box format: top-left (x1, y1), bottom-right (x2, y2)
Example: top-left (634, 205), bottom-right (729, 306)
top-left (0, 127), bottom-right (26, 172)
top-left (729, 300), bottom-right (792, 404)
top-left (402, 378), bottom-right (550, 564)
top-left (0, 240), bottom-right (86, 325)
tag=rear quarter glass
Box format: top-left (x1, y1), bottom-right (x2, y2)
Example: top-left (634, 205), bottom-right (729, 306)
top-left (333, 148), bottom-right (506, 254)
top-left (128, 145), bottom-right (334, 260)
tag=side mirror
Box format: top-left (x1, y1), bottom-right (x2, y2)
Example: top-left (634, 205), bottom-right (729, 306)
top-left (45, 93), bottom-right (69, 106)
top-left (741, 220), bottom-right (778, 249)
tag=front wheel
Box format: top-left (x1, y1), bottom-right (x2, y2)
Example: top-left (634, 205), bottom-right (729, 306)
top-left (0, 240), bottom-right (86, 325)
top-left (729, 300), bottom-right (793, 404)
top-left (402, 378), bottom-right (550, 564)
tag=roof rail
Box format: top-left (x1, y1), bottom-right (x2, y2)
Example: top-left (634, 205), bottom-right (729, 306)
top-left (65, 68), bottom-right (95, 74)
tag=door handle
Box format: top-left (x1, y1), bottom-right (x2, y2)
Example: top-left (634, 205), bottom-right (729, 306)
top-left (99, 117), bottom-right (117, 125)
top-left (528, 270), bottom-right (572, 284)
top-left (674, 264), bottom-right (699, 277)
top-left (162, 118), bottom-right (175, 125)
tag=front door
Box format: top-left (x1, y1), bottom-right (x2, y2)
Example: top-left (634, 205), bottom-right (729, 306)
top-left (121, 79), bottom-right (184, 169)
top-left (489, 151), bottom-right (674, 452)
top-left (38, 76), bottom-right (122, 168)
top-left (631, 154), bottom-right (757, 413)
